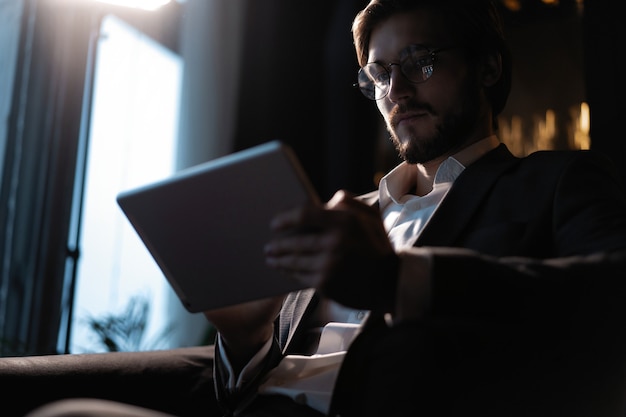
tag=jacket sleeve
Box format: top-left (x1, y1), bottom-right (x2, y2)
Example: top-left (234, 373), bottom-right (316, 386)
top-left (426, 246), bottom-right (626, 322)
top-left (395, 150), bottom-right (626, 325)
top-left (427, 150), bottom-right (626, 320)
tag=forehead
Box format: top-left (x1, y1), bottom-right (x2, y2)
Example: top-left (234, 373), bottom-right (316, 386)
top-left (368, 8), bottom-right (449, 62)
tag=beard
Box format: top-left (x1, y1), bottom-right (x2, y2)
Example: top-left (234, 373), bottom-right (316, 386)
top-left (386, 78), bottom-right (484, 165)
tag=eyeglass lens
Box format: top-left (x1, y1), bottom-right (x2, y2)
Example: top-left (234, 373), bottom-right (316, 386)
top-left (357, 44), bottom-right (435, 100)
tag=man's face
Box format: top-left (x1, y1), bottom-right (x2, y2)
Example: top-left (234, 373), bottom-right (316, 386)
top-left (367, 8), bottom-right (486, 165)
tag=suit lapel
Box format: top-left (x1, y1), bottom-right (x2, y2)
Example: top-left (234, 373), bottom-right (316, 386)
top-left (416, 144), bottom-right (518, 246)
top-left (279, 288), bottom-right (317, 353)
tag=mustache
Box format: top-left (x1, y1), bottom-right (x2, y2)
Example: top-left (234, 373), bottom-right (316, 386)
top-left (389, 101), bottom-right (435, 126)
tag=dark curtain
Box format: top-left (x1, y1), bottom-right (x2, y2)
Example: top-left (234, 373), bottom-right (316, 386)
top-left (0, 0), bottom-right (95, 356)
top-left (233, 0), bottom-right (379, 201)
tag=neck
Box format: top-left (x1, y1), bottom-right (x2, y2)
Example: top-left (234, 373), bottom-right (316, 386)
top-left (414, 157), bottom-right (444, 196)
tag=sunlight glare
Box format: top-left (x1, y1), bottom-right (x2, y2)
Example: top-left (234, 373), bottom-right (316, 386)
top-left (91, 0), bottom-right (171, 11)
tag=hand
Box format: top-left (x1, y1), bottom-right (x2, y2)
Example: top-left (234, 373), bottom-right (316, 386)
top-left (264, 190), bottom-right (399, 312)
top-left (203, 295), bottom-right (284, 370)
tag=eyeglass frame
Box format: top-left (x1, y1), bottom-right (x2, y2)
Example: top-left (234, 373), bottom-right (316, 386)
top-left (354, 44), bottom-right (458, 100)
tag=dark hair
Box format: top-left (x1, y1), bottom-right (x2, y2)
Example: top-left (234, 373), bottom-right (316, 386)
top-left (352, 0), bottom-right (512, 121)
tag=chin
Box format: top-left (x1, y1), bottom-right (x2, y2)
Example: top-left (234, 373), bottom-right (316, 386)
top-left (390, 136), bottom-right (408, 156)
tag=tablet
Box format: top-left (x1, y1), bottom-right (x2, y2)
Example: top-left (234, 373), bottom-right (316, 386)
top-left (116, 140), bottom-right (317, 312)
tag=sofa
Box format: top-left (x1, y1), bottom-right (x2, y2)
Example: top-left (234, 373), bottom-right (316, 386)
top-left (3, 338), bottom-right (626, 417)
top-left (0, 345), bottom-right (220, 417)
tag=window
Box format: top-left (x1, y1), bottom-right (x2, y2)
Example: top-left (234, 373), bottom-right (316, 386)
top-left (64, 14), bottom-right (206, 353)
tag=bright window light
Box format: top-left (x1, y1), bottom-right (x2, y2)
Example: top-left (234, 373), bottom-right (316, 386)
top-left (92, 0), bottom-right (171, 11)
top-left (67, 13), bottom-right (186, 354)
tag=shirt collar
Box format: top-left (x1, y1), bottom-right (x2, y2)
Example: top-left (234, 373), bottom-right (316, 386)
top-left (379, 135), bottom-right (500, 206)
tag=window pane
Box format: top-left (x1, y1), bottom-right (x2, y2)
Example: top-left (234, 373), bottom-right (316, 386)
top-left (68, 14), bottom-right (188, 353)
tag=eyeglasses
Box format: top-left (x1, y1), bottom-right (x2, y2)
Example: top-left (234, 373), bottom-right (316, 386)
top-left (355, 44), bottom-right (455, 100)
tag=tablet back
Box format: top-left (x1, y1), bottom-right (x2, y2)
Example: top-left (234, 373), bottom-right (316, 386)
top-left (116, 140), bottom-right (316, 312)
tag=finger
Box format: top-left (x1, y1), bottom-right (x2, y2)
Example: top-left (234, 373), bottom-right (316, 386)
top-left (266, 252), bottom-right (326, 288)
top-left (270, 203), bottom-right (343, 234)
top-left (264, 233), bottom-right (327, 256)
top-left (325, 189), bottom-right (355, 209)
top-left (269, 204), bottom-right (318, 232)
top-left (325, 190), bottom-right (377, 217)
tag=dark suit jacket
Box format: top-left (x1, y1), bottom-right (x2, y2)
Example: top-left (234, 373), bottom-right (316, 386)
top-left (216, 143), bottom-right (626, 416)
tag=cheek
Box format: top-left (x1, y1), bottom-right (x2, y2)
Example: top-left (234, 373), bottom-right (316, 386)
top-left (376, 100), bottom-right (392, 121)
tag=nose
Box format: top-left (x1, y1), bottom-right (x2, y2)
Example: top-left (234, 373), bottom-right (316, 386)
top-left (386, 63), bottom-right (413, 103)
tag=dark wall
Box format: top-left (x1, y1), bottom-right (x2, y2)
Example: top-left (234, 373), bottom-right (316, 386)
top-left (583, 1), bottom-right (626, 183)
top-left (233, 1), bottom-right (378, 201)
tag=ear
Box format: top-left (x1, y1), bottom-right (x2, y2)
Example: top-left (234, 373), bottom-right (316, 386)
top-left (482, 51), bottom-right (502, 87)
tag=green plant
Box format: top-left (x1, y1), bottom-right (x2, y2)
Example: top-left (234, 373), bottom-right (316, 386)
top-left (83, 293), bottom-right (173, 352)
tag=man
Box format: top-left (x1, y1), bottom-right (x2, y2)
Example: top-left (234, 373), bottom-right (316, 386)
top-left (25, 0), bottom-right (626, 416)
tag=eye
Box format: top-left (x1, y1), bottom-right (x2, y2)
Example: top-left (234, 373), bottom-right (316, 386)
top-left (405, 55), bottom-right (430, 71)
top-left (402, 54), bottom-right (434, 82)
top-left (363, 63), bottom-right (389, 86)
top-left (373, 70), bottom-right (389, 85)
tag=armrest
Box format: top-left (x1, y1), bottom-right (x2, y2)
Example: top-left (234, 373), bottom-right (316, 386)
top-left (0, 345), bottom-right (220, 417)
